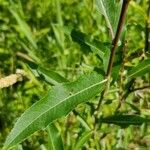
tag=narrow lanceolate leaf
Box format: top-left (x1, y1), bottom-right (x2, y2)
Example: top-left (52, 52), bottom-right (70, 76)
top-left (63, 27), bottom-right (111, 71)
top-left (74, 131), bottom-right (93, 150)
top-left (128, 59), bottom-right (150, 79)
top-left (126, 102), bottom-right (140, 113)
top-left (4, 72), bottom-right (107, 149)
top-left (52, 24), bottom-right (65, 50)
top-left (63, 27), bottom-right (110, 57)
top-left (47, 124), bottom-right (64, 150)
top-left (101, 115), bottom-right (150, 128)
top-left (96, 0), bottom-right (122, 39)
top-left (103, 48), bottom-right (110, 73)
top-left (9, 8), bottom-right (37, 49)
top-left (28, 61), bottom-right (68, 85)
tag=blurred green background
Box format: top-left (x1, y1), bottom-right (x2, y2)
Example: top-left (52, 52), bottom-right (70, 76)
top-left (0, 0), bottom-right (150, 149)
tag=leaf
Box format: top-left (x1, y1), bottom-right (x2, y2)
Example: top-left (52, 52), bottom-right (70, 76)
top-left (64, 27), bottom-right (110, 56)
top-left (96, 0), bottom-right (122, 39)
top-left (111, 27), bottom-right (127, 81)
top-left (63, 27), bottom-right (111, 71)
top-left (0, 53), bottom-right (11, 61)
top-left (74, 131), bottom-right (93, 150)
top-left (28, 61), bottom-right (68, 85)
top-left (74, 110), bottom-right (91, 131)
top-left (103, 48), bottom-right (110, 73)
top-left (127, 59), bottom-right (150, 79)
top-left (18, 42), bottom-right (40, 62)
top-left (126, 102), bottom-right (140, 113)
top-left (76, 115), bottom-right (91, 131)
top-left (111, 65), bottom-right (121, 81)
top-left (52, 24), bottom-right (64, 50)
top-left (4, 72), bottom-right (107, 149)
top-left (47, 124), bottom-right (64, 150)
top-left (9, 7), bottom-right (37, 49)
top-left (101, 115), bottom-right (150, 128)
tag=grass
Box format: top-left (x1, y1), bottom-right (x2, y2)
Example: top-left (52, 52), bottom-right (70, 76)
top-left (0, 0), bottom-right (150, 149)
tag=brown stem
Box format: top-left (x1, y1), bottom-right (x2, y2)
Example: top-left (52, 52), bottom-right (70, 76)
top-left (145, 0), bottom-right (150, 52)
top-left (130, 85), bottom-right (150, 92)
top-left (121, 84), bottom-right (150, 103)
top-left (96, 0), bottom-right (130, 112)
top-left (107, 0), bottom-right (130, 77)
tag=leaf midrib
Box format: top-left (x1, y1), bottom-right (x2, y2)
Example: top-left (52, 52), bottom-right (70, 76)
top-left (73, 33), bottom-right (105, 56)
top-left (128, 64), bottom-right (150, 78)
top-left (85, 41), bottom-right (105, 56)
top-left (6, 79), bottom-right (107, 146)
top-left (97, 0), bottom-right (114, 39)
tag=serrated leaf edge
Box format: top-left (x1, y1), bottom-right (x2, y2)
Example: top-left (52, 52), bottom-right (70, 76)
top-left (5, 79), bottom-right (107, 147)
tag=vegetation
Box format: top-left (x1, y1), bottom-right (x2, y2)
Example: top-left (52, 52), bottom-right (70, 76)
top-left (0, 0), bottom-right (150, 149)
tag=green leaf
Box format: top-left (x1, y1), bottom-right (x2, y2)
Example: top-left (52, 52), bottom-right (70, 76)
top-left (76, 115), bottom-right (91, 131)
top-left (64, 27), bottom-right (110, 56)
top-left (96, 0), bottom-right (122, 39)
top-left (127, 59), bottom-right (150, 79)
top-left (101, 115), bottom-right (150, 128)
top-left (9, 7), bottom-right (37, 49)
top-left (126, 102), bottom-right (140, 113)
top-left (103, 47), bottom-right (110, 73)
top-left (4, 72), bottom-right (107, 149)
top-left (52, 24), bottom-right (64, 50)
top-left (111, 65), bottom-right (121, 81)
top-left (64, 27), bottom-right (111, 71)
top-left (28, 61), bottom-right (68, 85)
top-left (74, 109), bottom-right (91, 131)
top-left (0, 53), bottom-right (11, 61)
top-left (47, 124), bottom-right (64, 150)
top-left (74, 131), bottom-right (93, 150)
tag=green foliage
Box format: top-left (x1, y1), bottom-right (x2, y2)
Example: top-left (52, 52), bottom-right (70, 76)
top-left (47, 124), bottom-right (64, 150)
top-left (4, 73), bottom-right (106, 149)
top-left (74, 131), bottom-right (93, 150)
top-left (28, 61), bottom-right (68, 85)
top-left (64, 27), bottom-right (111, 72)
top-left (9, 7), bottom-right (37, 50)
top-left (0, 0), bottom-right (150, 149)
top-left (96, 0), bottom-right (122, 39)
top-left (128, 59), bottom-right (150, 79)
top-left (101, 115), bottom-right (150, 128)
top-left (64, 27), bottom-right (109, 56)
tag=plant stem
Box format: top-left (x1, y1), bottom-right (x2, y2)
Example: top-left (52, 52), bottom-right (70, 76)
top-left (130, 85), bottom-right (150, 92)
top-left (145, 0), bottom-right (150, 52)
top-left (16, 51), bottom-right (34, 62)
top-left (122, 85), bottom-right (150, 102)
top-left (96, 0), bottom-right (130, 112)
top-left (106, 0), bottom-right (130, 78)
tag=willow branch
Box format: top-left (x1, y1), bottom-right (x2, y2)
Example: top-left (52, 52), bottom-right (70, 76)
top-left (106, 0), bottom-right (130, 77)
top-left (96, 0), bottom-right (130, 112)
top-left (130, 85), bottom-right (150, 92)
top-left (145, 0), bottom-right (150, 52)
